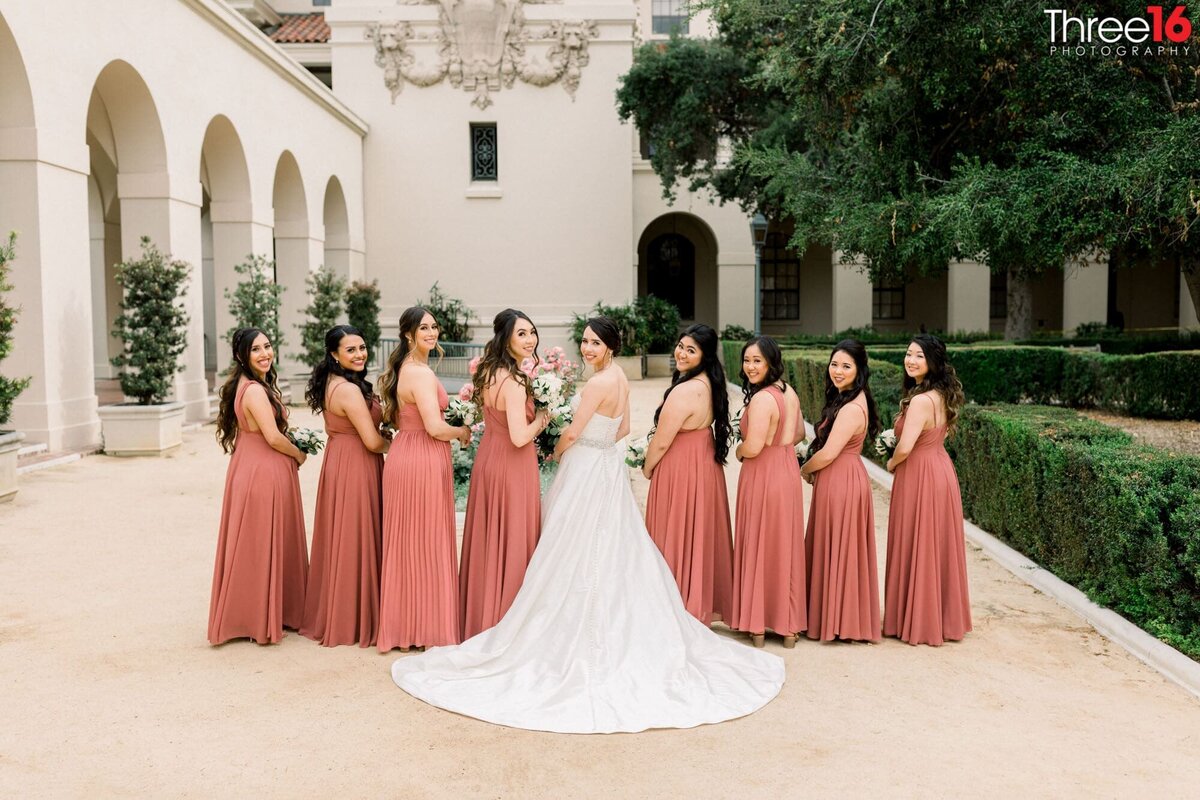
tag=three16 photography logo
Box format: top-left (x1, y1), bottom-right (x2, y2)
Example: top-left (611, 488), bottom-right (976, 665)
top-left (1046, 5), bottom-right (1193, 56)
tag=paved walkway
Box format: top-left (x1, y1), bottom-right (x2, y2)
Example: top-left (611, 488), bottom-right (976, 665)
top-left (1, 378), bottom-right (1198, 797)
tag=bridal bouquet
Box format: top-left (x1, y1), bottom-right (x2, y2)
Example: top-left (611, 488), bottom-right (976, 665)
top-left (445, 396), bottom-right (480, 427)
top-left (287, 427), bottom-right (325, 455)
top-left (874, 428), bottom-right (897, 458)
top-left (523, 347), bottom-right (582, 464)
top-left (625, 435), bottom-right (650, 469)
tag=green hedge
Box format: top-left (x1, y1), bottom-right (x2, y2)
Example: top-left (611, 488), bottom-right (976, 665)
top-left (947, 405), bottom-right (1200, 658)
top-left (868, 345), bottom-right (1200, 419)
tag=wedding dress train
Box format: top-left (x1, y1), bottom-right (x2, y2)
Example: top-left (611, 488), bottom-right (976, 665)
top-left (391, 402), bottom-right (785, 733)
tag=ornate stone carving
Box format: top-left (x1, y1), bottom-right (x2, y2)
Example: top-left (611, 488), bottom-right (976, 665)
top-left (364, 1), bottom-right (597, 109)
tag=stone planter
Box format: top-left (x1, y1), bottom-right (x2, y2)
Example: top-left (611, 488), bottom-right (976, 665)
top-left (0, 430), bottom-right (24, 503)
top-left (614, 355), bottom-right (645, 381)
top-left (644, 353), bottom-right (675, 378)
top-left (97, 402), bottom-right (186, 456)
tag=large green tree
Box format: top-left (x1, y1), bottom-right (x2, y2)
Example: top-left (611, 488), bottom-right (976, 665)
top-left (617, 0), bottom-right (1200, 337)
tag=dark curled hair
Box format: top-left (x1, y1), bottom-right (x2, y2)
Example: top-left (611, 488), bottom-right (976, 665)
top-left (378, 306), bottom-right (440, 424)
top-left (653, 324), bottom-right (730, 463)
top-left (901, 334), bottom-right (965, 436)
top-left (738, 335), bottom-right (785, 406)
top-left (473, 309), bottom-right (538, 404)
top-left (809, 338), bottom-right (880, 457)
top-left (215, 327), bottom-right (287, 454)
top-left (305, 324), bottom-right (375, 414)
top-left (584, 316), bottom-right (621, 354)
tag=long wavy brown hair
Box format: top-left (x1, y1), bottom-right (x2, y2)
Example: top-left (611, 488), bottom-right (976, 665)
top-left (377, 306), bottom-right (441, 424)
top-left (472, 308), bottom-right (537, 405)
top-left (900, 334), bottom-right (965, 435)
top-left (215, 327), bottom-right (286, 453)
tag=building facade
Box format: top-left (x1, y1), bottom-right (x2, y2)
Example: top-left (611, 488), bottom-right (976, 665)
top-left (0, 0), bottom-right (1195, 451)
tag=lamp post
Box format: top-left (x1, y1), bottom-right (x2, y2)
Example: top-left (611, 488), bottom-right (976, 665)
top-left (750, 213), bottom-right (768, 334)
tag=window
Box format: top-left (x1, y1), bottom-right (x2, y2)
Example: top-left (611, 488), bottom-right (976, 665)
top-left (470, 123), bottom-right (498, 182)
top-left (313, 0), bottom-right (331, 6)
top-left (873, 281), bottom-right (906, 321)
top-left (306, 66), bottom-right (332, 89)
top-left (760, 231), bottom-right (799, 320)
top-left (651, 0), bottom-right (689, 34)
top-left (989, 270), bottom-right (1007, 319)
top-left (638, 131), bottom-right (656, 160)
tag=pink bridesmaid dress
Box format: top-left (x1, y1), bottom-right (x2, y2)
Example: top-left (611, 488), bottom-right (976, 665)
top-left (208, 379), bottom-right (309, 644)
top-left (377, 382), bottom-right (461, 651)
top-left (730, 386), bottom-right (806, 638)
top-left (459, 378), bottom-right (541, 640)
top-left (805, 406), bottom-right (880, 642)
top-left (883, 406), bottom-right (972, 645)
top-left (645, 426), bottom-right (734, 626)
top-left (300, 393), bottom-right (384, 647)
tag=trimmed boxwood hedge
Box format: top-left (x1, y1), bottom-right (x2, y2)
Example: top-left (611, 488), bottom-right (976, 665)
top-left (946, 405), bottom-right (1200, 659)
top-left (866, 345), bottom-right (1200, 420)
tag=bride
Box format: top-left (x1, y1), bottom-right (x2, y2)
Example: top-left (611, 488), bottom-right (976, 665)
top-left (391, 317), bottom-right (785, 733)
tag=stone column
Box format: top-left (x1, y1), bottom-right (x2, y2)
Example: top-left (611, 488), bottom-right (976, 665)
top-left (1, 130), bottom-right (101, 450)
top-left (831, 250), bottom-right (873, 332)
top-left (116, 171), bottom-right (209, 422)
top-left (1180, 271), bottom-right (1199, 331)
top-left (1062, 254), bottom-right (1108, 335)
top-left (716, 249), bottom-right (755, 332)
top-left (210, 200), bottom-right (276, 374)
top-left (274, 221), bottom-right (325, 381)
top-left (946, 259), bottom-right (991, 334)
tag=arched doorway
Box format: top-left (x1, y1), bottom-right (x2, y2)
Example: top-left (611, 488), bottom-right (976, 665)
top-left (323, 176), bottom-right (350, 281)
top-left (636, 213), bottom-right (719, 326)
top-left (272, 150), bottom-right (312, 378)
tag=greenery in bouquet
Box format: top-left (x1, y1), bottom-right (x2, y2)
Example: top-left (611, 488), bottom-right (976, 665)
top-left (287, 427), bottom-right (326, 455)
top-left (625, 434), bottom-right (650, 469)
top-left (445, 396), bottom-right (480, 427)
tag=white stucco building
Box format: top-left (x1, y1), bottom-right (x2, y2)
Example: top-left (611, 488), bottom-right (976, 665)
top-left (0, 0), bottom-right (1195, 452)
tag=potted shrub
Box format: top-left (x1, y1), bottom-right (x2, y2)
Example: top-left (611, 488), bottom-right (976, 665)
top-left (635, 295), bottom-right (682, 378)
top-left (297, 265), bottom-right (346, 369)
top-left (224, 253), bottom-right (290, 402)
top-left (570, 302), bottom-right (650, 380)
top-left (96, 238), bottom-right (191, 456)
top-left (346, 279), bottom-right (382, 365)
top-left (0, 233), bottom-right (31, 501)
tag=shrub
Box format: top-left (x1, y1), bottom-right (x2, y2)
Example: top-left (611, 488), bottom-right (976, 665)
top-left (296, 266), bottom-right (346, 368)
top-left (345, 280), bottom-right (382, 355)
top-left (420, 282), bottom-right (472, 342)
top-left (634, 294), bottom-right (683, 353)
top-left (225, 254), bottom-right (284, 351)
top-left (570, 302), bottom-right (650, 356)
top-left (110, 238), bottom-right (192, 405)
top-left (947, 405), bottom-right (1200, 658)
top-left (0, 233), bottom-right (31, 426)
top-left (719, 323), bottom-right (754, 342)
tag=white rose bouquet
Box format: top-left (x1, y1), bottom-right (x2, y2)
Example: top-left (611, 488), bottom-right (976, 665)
top-left (445, 396), bottom-right (479, 427)
top-left (874, 428), bottom-right (897, 458)
top-left (287, 427), bottom-right (325, 455)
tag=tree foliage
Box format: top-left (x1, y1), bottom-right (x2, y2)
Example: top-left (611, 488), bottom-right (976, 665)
top-left (297, 266), bottom-right (346, 368)
top-left (617, 0), bottom-right (1200, 334)
top-left (224, 254), bottom-right (285, 353)
top-left (0, 233), bottom-right (31, 425)
top-left (110, 237), bottom-right (191, 405)
top-left (345, 279), bottom-right (383, 357)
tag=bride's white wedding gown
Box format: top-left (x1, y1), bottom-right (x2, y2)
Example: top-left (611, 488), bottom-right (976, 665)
top-left (391, 400), bottom-right (785, 733)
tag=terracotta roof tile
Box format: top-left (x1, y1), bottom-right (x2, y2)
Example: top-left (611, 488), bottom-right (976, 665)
top-left (270, 13), bottom-right (329, 44)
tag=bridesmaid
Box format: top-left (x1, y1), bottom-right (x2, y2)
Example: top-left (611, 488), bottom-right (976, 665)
top-left (642, 323), bottom-right (735, 627)
top-left (883, 334), bottom-right (972, 645)
top-left (299, 325), bottom-right (390, 647)
top-left (376, 306), bottom-right (472, 652)
top-left (460, 309), bottom-right (549, 640)
top-left (208, 328), bottom-right (309, 645)
top-left (730, 335), bottom-right (807, 647)
top-left (801, 339), bottom-right (881, 642)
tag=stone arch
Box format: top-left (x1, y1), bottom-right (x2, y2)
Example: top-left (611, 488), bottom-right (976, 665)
top-left (272, 150), bottom-right (315, 376)
top-left (322, 175), bottom-right (350, 281)
top-left (0, 13), bottom-right (35, 133)
top-left (637, 213), bottom-right (719, 326)
top-left (85, 60), bottom-right (169, 390)
top-left (200, 115), bottom-right (253, 375)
